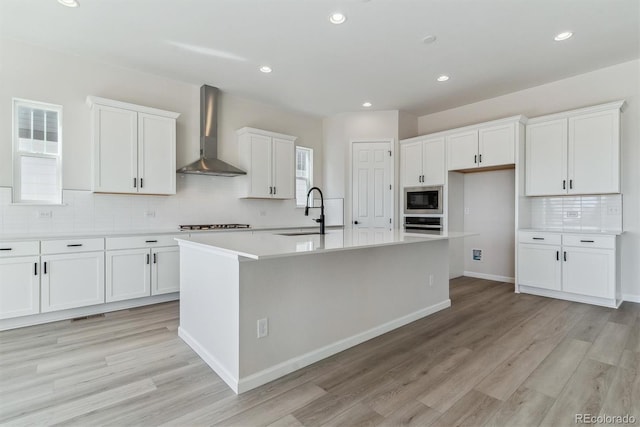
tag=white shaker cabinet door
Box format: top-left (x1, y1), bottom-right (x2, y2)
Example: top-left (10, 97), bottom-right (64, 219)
top-left (41, 252), bottom-right (105, 312)
top-left (562, 247), bottom-right (615, 299)
top-left (568, 110), bottom-right (620, 195)
top-left (93, 105), bottom-right (138, 193)
top-left (401, 140), bottom-right (423, 187)
top-left (138, 113), bottom-right (176, 195)
top-left (447, 130), bottom-right (478, 171)
top-left (478, 123), bottom-right (515, 168)
top-left (0, 256), bottom-right (40, 319)
top-left (106, 249), bottom-right (151, 303)
top-left (151, 247), bottom-right (180, 295)
top-left (272, 137), bottom-right (294, 199)
top-left (422, 137), bottom-right (445, 185)
top-left (525, 119), bottom-right (568, 196)
top-left (517, 244), bottom-right (562, 291)
top-left (248, 133), bottom-right (273, 198)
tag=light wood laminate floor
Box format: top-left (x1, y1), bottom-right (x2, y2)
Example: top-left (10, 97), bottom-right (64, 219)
top-left (1, 277), bottom-right (638, 426)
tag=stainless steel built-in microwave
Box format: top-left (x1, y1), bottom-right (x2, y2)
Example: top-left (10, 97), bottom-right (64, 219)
top-left (404, 186), bottom-right (443, 215)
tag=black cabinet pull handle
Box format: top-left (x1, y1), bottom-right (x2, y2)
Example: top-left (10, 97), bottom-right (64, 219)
top-left (140, 178), bottom-right (144, 188)
top-left (34, 263), bottom-right (38, 275)
top-left (354, 220), bottom-right (359, 224)
top-left (44, 262), bottom-right (47, 274)
top-left (153, 253), bottom-right (157, 264)
top-left (479, 154), bottom-right (482, 163)
top-left (556, 251), bottom-right (559, 261)
top-left (563, 251), bottom-right (567, 262)
top-left (580, 240), bottom-right (595, 243)
top-left (0, 248), bottom-right (12, 251)
top-left (133, 178), bottom-right (137, 188)
top-left (146, 254), bottom-right (150, 265)
top-left (532, 237), bottom-right (545, 240)
top-left (563, 180), bottom-right (566, 190)
top-left (569, 179), bottom-right (573, 189)
top-left (474, 154), bottom-right (477, 164)
top-left (67, 244), bottom-right (83, 247)
top-left (145, 240), bottom-right (158, 243)
top-left (274, 187), bottom-right (276, 195)
top-left (269, 186), bottom-right (272, 194)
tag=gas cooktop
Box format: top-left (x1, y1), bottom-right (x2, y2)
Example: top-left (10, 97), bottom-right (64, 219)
top-left (179, 224), bottom-right (251, 231)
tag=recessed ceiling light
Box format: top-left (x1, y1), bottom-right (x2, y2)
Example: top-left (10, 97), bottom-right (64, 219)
top-left (57, 0), bottom-right (79, 7)
top-left (422, 35), bottom-right (437, 45)
top-left (554, 31), bottom-right (573, 41)
top-left (437, 75), bottom-right (450, 82)
top-left (329, 12), bottom-right (347, 24)
top-left (259, 66), bottom-right (272, 73)
top-left (362, 102), bottom-right (372, 108)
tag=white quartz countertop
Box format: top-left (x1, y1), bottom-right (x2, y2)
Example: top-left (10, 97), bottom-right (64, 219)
top-left (176, 228), bottom-right (473, 260)
top-left (519, 228), bottom-right (623, 236)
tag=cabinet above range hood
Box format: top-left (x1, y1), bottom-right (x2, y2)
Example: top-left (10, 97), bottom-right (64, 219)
top-left (177, 85), bottom-right (246, 177)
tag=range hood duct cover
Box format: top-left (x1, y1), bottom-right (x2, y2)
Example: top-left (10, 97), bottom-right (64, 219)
top-left (177, 85), bottom-right (246, 176)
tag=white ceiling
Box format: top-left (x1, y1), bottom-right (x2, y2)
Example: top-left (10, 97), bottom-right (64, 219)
top-left (1, 0), bottom-right (638, 117)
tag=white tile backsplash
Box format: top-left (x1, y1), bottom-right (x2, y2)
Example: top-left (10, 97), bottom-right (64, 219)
top-left (0, 180), bottom-right (345, 237)
top-left (529, 194), bottom-right (622, 233)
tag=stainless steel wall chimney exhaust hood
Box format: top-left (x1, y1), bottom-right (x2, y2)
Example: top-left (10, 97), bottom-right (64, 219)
top-left (177, 85), bottom-right (246, 176)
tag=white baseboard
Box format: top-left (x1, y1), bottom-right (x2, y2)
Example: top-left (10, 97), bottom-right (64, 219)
top-left (519, 285), bottom-right (620, 308)
top-left (0, 293), bottom-right (179, 331)
top-left (622, 294), bottom-right (640, 303)
top-left (236, 299), bottom-right (451, 394)
top-left (464, 271), bottom-right (515, 284)
top-left (178, 327), bottom-right (239, 393)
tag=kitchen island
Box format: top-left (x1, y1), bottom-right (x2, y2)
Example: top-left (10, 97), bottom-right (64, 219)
top-left (176, 228), bottom-right (465, 393)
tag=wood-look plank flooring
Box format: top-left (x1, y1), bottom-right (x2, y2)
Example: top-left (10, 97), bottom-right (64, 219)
top-left (1, 277), bottom-right (638, 426)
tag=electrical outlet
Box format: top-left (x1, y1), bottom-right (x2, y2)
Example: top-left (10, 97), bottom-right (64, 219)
top-left (257, 318), bottom-right (268, 338)
top-left (144, 210), bottom-right (156, 218)
top-left (259, 210), bottom-right (267, 217)
top-left (565, 211), bottom-right (580, 219)
top-left (38, 211), bottom-right (53, 219)
top-left (607, 206), bottom-right (621, 215)
top-left (464, 207), bottom-right (470, 215)
top-left (428, 274), bottom-right (434, 287)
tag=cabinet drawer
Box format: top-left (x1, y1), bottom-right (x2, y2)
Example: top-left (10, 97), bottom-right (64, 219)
top-left (518, 232), bottom-right (561, 245)
top-left (562, 234), bottom-right (615, 249)
top-left (0, 241), bottom-right (39, 258)
top-left (106, 235), bottom-right (180, 250)
top-left (41, 238), bottom-right (104, 254)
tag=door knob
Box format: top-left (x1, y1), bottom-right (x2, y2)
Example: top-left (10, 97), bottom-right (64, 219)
top-left (354, 220), bottom-right (359, 225)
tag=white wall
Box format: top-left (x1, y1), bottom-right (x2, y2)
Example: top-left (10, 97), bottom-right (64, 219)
top-left (323, 110), bottom-right (400, 225)
top-left (462, 169), bottom-right (515, 281)
top-left (418, 59), bottom-right (640, 299)
top-left (0, 38), bottom-right (327, 233)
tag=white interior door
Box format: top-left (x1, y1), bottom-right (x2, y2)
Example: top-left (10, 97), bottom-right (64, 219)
top-left (352, 142), bottom-right (393, 228)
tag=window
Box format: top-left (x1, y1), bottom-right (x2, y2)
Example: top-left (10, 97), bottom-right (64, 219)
top-left (295, 146), bottom-right (313, 207)
top-left (13, 99), bottom-right (63, 204)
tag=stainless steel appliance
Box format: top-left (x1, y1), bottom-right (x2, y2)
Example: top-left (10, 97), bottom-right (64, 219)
top-left (404, 185), bottom-right (443, 215)
top-left (403, 216), bottom-right (442, 234)
top-left (179, 224), bottom-right (250, 231)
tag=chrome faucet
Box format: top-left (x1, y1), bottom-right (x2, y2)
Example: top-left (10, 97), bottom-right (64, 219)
top-left (304, 187), bottom-right (325, 235)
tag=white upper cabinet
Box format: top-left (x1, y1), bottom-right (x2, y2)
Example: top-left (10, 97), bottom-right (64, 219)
top-left (526, 119), bottom-right (568, 196)
top-left (87, 96), bottom-right (180, 195)
top-left (447, 130), bottom-right (478, 170)
top-left (447, 120), bottom-right (519, 171)
top-left (401, 137), bottom-right (445, 187)
top-left (525, 101), bottom-right (623, 196)
top-left (237, 127), bottom-right (297, 199)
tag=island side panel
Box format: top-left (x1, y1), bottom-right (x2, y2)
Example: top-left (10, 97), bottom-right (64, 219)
top-left (177, 244), bottom-right (241, 391)
top-left (237, 239), bottom-right (450, 391)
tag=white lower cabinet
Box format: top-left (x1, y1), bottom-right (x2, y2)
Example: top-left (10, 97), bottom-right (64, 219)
top-left (105, 235), bottom-right (180, 302)
top-left (0, 255), bottom-right (40, 319)
top-left (41, 252), bottom-right (105, 312)
top-left (517, 231), bottom-right (618, 306)
top-left (152, 246), bottom-right (180, 295)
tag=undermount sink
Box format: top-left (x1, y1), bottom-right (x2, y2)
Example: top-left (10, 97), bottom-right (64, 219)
top-left (277, 232), bottom-right (322, 236)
